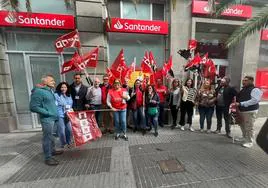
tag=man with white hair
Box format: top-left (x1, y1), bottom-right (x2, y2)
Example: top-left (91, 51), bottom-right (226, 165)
top-left (86, 77), bottom-right (102, 125)
top-left (215, 76), bottom-right (237, 138)
top-left (30, 74), bottom-right (63, 166)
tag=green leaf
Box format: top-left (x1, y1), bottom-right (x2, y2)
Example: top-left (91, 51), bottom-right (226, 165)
top-left (215, 0), bottom-right (247, 17)
top-left (225, 6), bottom-right (268, 48)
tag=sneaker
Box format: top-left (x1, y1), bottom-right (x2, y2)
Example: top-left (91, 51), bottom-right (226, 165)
top-left (108, 129), bottom-right (114, 134)
top-left (142, 129), bottom-right (146, 135)
top-left (214, 130), bottom-right (221, 134)
top-left (122, 135), bottom-right (128, 141)
top-left (189, 127), bottom-right (195, 132)
top-left (206, 129), bottom-right (211, 133)
top-left (242, 142), bottom-right (253, 148)
top-left (180, 126), bottom-right (185, 131)
top-left (115, 134), bottom-right (120, 140)
top-left (52, 150), bottom-right (64, 156)
top-left (234, 137), bottom-right (245, 142)
top-left (154, 132), bottom-right (158, 137)
top-left (200, 129), bottom-right (204, 133)
top-left (226, 133), bottom-right (232, 138)
top-left (45, 158), bottom-right (59, 166)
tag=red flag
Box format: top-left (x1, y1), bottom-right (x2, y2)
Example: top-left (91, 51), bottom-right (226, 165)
top-left (67, 111), bottom-right (102, 147)
top-left (149, 51), bottom-right (157, 71)
top-left (162, 56), bottom-right (173, 76)
top-left (82, 47), bottom-right (99, 68)
top-left (185, 53), bottom-right (201, 71)
top-left (188, 39), bottom-right (197, 51)
top-left (61, 51), bottom-right (81, 74)
top-left (110, 49), bottom-right (128, 78)
top-left (55, 30), bottom-right (81, 53)
top-left (141, 51), bottom-right (153, 74)
top-left (106, 68), bottom-right (116, 85)
top-left (202, 59), bottom-right (217, 80)
top-left (201, 53), bottom-right (209, 64)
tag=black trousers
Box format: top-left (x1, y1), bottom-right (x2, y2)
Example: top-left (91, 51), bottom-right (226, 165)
top-left (158, 103), bottom-right (165, 127)
top-left (179, 100), bottom-right (194, 126)
top-left (170, 105), bottom-right (179, 126)
top-left (215, 105), bottom-right (230, 133)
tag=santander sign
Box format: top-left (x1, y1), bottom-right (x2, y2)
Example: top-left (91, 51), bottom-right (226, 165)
top-left (107, 18), bottom-right (168, 35)
top-left (192, 0), bottom-right (252, 19)
top-left (0, 11), bottom-right (75, 30)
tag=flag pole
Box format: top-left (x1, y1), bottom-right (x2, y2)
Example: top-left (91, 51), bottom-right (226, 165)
top-left (94, 68), bottom-right (97, 80)
top-left (76, 47), bottom-right (93, 86)
top-left (60, 53), bottom-right (65, 78)
top-left (134, 57), bottom-right (136, 72)
top-left (76, 29), bottom-right (92, 86)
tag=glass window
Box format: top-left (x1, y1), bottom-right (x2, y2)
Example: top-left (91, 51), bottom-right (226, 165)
top-left (108, 33), bottom-right (165, 67)
top-left (9, 53), bottom-right (29, 113)
top-left (122, 0), bottom-right (150, 20)
top-left (6, 32), bottom-right (75, 52)
top-left (152, 4), bottom-right (164, 20)
top-left (18, 0), bottom-right (74, 15)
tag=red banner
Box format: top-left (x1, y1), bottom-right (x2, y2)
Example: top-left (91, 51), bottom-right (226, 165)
top-left (82, 47), bottom-right (99, 68)
top-left (0, 11), bottom-right (75, 29)
top-left (192, 0), bottom-right (252, 19)
top-left (55, 30), bottom-right (81, 53)
top-left (61, 51), bottom-right (81, 74)
top-left (67, 111), bottom-right (102, 147)
top-left (106, 18), bottom-right (168, 35)
top-left (261, 29), bottom-right (268, 41)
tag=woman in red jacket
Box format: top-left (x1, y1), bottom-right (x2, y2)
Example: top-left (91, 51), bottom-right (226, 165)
top-left (107, 79), bottom-right (130, 140)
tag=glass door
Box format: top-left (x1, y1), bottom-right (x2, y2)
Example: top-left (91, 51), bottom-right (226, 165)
top-left (26, 54), bottom-right (62, 128)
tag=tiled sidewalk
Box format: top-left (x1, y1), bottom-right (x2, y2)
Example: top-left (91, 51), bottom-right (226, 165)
top-left (0, 118), bottom-right (267, 188)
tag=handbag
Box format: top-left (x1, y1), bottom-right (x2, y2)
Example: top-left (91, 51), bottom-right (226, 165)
top-left (148, 107), bottom-right (158, 116)
top-left (256, 118), bottom-right (268, 154)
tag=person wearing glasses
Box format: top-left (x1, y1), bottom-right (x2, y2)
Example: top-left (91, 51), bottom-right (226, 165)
top-left (234, 76), bottom-right (263, 148)
top-left (107, 79), bottom-right (130, 141)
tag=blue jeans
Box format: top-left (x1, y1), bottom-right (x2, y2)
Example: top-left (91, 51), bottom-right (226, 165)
top-left (90, 104), bottom-right (101, 126)
top-left (41, 121), bottom-right (56, 160)
top-left (148, 114), bottom-right (158, 132)
top-left (132, 107), bottom-right (146, 129)
top-left (57, 117), bottom-right (72, 147)
top-left (199, 106), bottom-right (214, 130)
top-left (113, 109), bottom-right (127, 135)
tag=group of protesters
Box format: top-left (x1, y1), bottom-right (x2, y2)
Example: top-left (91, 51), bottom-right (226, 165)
top-left (29, 72), bottom-right (262, 166)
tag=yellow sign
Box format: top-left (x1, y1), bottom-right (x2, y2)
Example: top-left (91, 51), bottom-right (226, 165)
top-left (128, 71), bottom-right (150, 87)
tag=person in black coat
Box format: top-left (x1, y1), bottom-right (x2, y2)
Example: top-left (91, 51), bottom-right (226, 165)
top-left (215, 76), bottom-right (237, 137)
top-left (145, 85), bottom-right (160, 137)
top-left (70, 73), bottom-right (88, 111)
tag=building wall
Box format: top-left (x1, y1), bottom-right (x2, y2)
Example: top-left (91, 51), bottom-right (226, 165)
top-left (0, 30), bottom-right (17, 132)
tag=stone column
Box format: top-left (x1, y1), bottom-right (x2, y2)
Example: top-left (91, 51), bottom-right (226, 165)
top-left (75, 0), bottom-right (108, 76)
top-left (170, 0), bottom-right (192, 80)
top-left (0, 30), bottom-right (17, 132)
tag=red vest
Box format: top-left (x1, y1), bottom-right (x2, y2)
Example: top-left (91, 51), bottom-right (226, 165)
top-left (108, 88), bottom-right (127, 110)
top-left (101, 84), bottom-right (111, 105)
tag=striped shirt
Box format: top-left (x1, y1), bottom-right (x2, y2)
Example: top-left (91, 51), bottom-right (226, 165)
top-left (182, 86), bottom-right (197, 103)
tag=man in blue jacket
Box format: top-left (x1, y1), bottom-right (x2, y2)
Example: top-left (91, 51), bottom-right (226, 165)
top-left (30, 74), bottom-right (63, 166)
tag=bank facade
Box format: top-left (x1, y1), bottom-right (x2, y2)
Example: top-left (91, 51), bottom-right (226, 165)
top-left (0, 0), bottom-right (267, 132)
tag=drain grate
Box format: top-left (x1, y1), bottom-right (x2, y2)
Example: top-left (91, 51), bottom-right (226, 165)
top-left (158, 159), bottom-right (185, 174)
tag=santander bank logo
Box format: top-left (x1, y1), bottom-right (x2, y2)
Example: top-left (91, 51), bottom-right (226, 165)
top-left (114, 20), bottom-right (123, 30)
top-left (4, 14), bottom-right (17, 24)
top-left (203, 4), bottom-right (244, 16)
